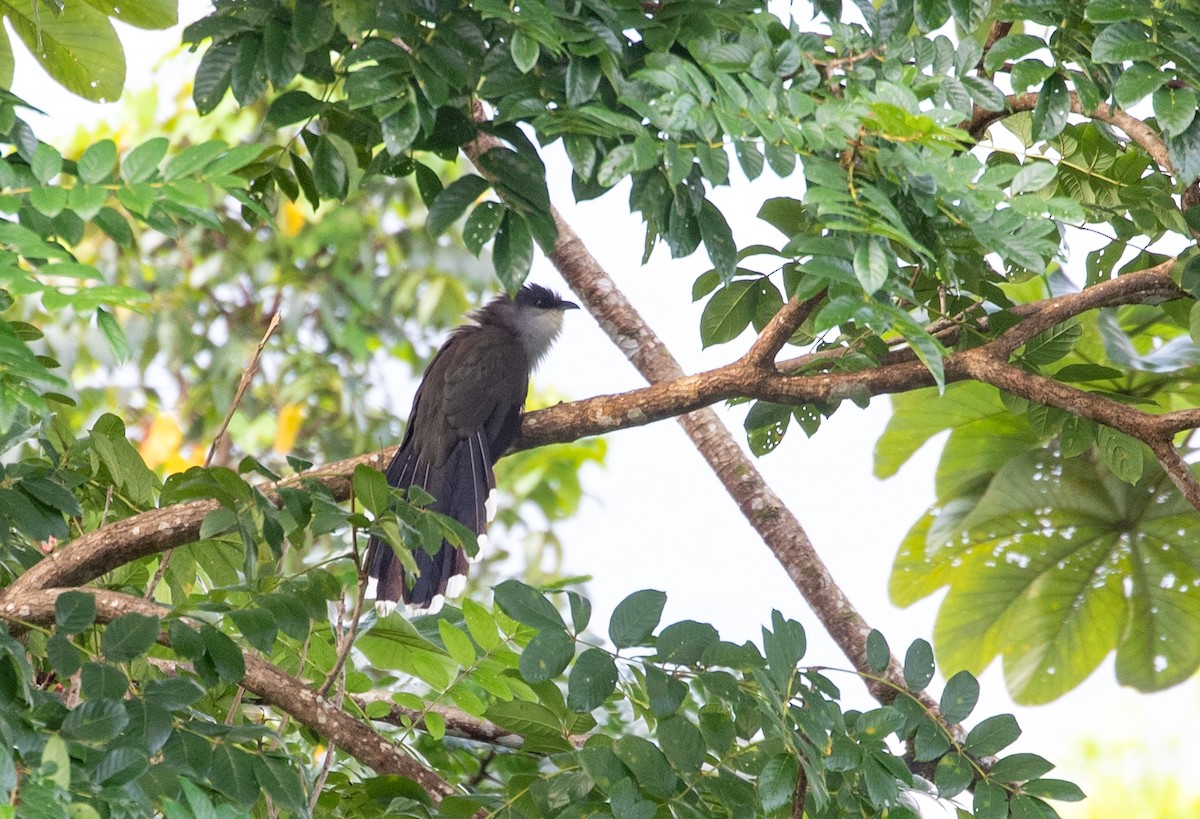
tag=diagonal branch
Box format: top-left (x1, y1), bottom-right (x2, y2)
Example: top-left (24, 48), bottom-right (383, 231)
top-left (743, 292), bottom-right (826, 368)
top-left (0, 587), bottom-right (457, 803)
top-left (968, 92), bottom-right (1173, 175)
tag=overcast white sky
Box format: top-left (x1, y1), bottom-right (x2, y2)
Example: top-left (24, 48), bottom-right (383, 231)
top-left (9, 2), bottom-right (1200, 813)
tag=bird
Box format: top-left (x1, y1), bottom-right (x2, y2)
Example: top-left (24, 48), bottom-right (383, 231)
top-left (366, 283), bottom-right (579, 615)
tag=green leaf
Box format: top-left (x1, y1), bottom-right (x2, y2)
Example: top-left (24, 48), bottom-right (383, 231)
top-left (566, 56), bottom-right (601, 106)
top-left (211, 744), bottom-right (259, 804)
top-left (762, 610), bottom-right (806, 688)
top-left (47, 633), bottom-right (84, 676)
top-left (462, 201), bottom-right (505, 256)
top-left (983, 34), bottom-right (1046, 73)
top-left (254, 755), bottom-right (308, 812)
top-left (597, 143), bottom-right (638, 188)
top-left (1031, 74), bottom-right (1069, 142)
top-left (865, 629), bottom-right (890, 674)
top-left (263, 18), bottom-right (303, 88)
top-left (164, 140), bottom-right (228, 179)
top-left (903, 639), bottom-right (935, 691)
top-left (425, 710), bottom-right (446, 740)
top-left (438, 620), bottom-right (477, 667)
top-left (1021, 320), bottom-right (1081, 365)
top-left (519, 628), bottom-right (574, 683)
top-left (96, 308), bottom-right (128, 362)
top-left (492, 210), bottom-right (534, 291)
top-left (78, 140), bottom-right (117, 184)
top-left (101, 613), bottom-right (160, 662)
top-left (121, 138), bottom-right (169, 184)
top-left (428, 175), bottom-right (490, 238)
top-left (353, 463), bottom-right (391, 516)
top-left (1011, 161), bottom-right (1057, 194)
top-left (700, 279), bottom-right (760, 347)
top-left (6, 1), bottom-right (124, 102)
top-left (1096, 425), bottom-right (1143, 484)
top-left (510, 30), bottom-right (539, 73)
top-left (758, 754), bottom-right (798, 812)
top-left (41, 735), bottom-right (70, 788)
top-left (61, 699), bottom-right (129, 741)
top-left (193, 40), bottom-right (238, 115)
top-left (31, 144), bottom-right (64, 184)
top-left (567, 648), bottom-right (618, 711)
top-left (646, 665), bottom-right (688, 716)
top-left (965, 713), bottom-right (1021, 756)
top-left (1114, 63), bottom-right (1168, 108)
top-left (973, 780), bottom-right (1009, 819)
top-left (948, 0), bottom-right (990, 30)
top-left (1085, 0), bottom-right (1144, 21)
top-left (614, 735), bottom-right (677, 799)
top-left (852, 236), bottom-right (890, 294)
top-left (494, 579), bottom-right (566, 631)
top-left (265, 89), bottom-right (326, 127)
top-left (462, 599), bottom-right (502, 650)
top-left (0, 23), bottom-right (13, 89)
top-left (989, 752), bottom-right (1055, 783)
top-left (698, 200), bottom-right (737, 283)
top-left (202, 624), bottom-right (245, 683)
top-left (1153, 86), bottom-right (1198, 138)
top-left (658, 714), bottom-right (704, 772)
top-left (313, 136), bottom-right (349, 199)
top-left (608, 589), bottom-right (667, 648)
top-left (1022, 778), bottom-right (1086, 802)
top-left (228, 609), bottom-right (277, 654)
top-left (1092, 21), bottom-right (1157, 63)
top-left (934, 752), bottom-right (974, 799)
top-left (56, 590), bottom-right (97, 634)
top-left (656, 620), bottom-right (719, 665)
top-left (939, 670), bottom-right (979, 723)
top-left (82, 661), bottom-right (128, 700)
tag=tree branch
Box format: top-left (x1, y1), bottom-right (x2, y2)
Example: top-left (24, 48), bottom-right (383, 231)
top-left (968, 92), bottom-right (1173, 175)
top-left (0, 588), bottom-right (457, 803)
top-left (1, 261), bottom-right (1189, 610)
top-left (743, 292), bottom-right (826, 368)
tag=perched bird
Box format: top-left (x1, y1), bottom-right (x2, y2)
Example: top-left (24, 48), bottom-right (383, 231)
top-left (366, 283), bottom-right (579, 614)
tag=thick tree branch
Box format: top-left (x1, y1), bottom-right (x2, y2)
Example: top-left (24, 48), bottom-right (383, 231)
top-left (0, 588), bottom-right (457, 803)
top-left (968, 92), bottom-right (1173, 175)
top-left (2, 262), bottom-right (1190, 609)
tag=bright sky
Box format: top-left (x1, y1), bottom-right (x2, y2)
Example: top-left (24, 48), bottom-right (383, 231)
top-left (9, 2), bottom-right (1200, 814)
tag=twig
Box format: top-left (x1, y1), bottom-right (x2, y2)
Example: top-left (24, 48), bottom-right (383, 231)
top-left (207, 310), bottom-right (283, 467)
top-left (145, 311), bottom-right (282, 600)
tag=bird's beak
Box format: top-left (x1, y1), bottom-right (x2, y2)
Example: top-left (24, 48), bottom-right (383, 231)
top-left (561, 299), bottom-right (580, 311)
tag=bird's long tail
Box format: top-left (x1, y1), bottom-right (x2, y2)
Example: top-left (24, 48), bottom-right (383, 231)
top-left (366, 434), bottom-right (493, 613)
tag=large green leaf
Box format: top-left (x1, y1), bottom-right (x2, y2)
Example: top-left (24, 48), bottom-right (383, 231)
top-left (84, 0), bottom-right (176, 29)
top-left (896, 447), bottom-right (1200, 702)
top-left (0, 24), bottom-right (13, 87)
top-left (3, 0), bottom-right (125, 101)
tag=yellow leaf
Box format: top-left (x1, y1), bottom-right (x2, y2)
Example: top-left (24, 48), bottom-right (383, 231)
top-left (139, 414), bottom-right (182, 469)
top-left (280, 200), bottom-right (307, 238)
top-left (274, 403), bottom-right (305, 454)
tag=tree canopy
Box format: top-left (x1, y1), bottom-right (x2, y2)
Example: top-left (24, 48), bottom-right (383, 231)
top-left (2, 0), bottom-right (1199, 815)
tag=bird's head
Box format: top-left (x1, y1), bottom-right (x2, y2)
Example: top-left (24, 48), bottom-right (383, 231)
top-left (485, 283), bottom-right (579, 364)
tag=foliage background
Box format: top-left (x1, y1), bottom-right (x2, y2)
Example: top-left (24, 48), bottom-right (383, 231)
top-left (6, 0), bottom-right (1200, 815)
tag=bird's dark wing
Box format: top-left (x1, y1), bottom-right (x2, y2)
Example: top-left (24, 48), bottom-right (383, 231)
top-left (367, 324), bottom-right (528, 610)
